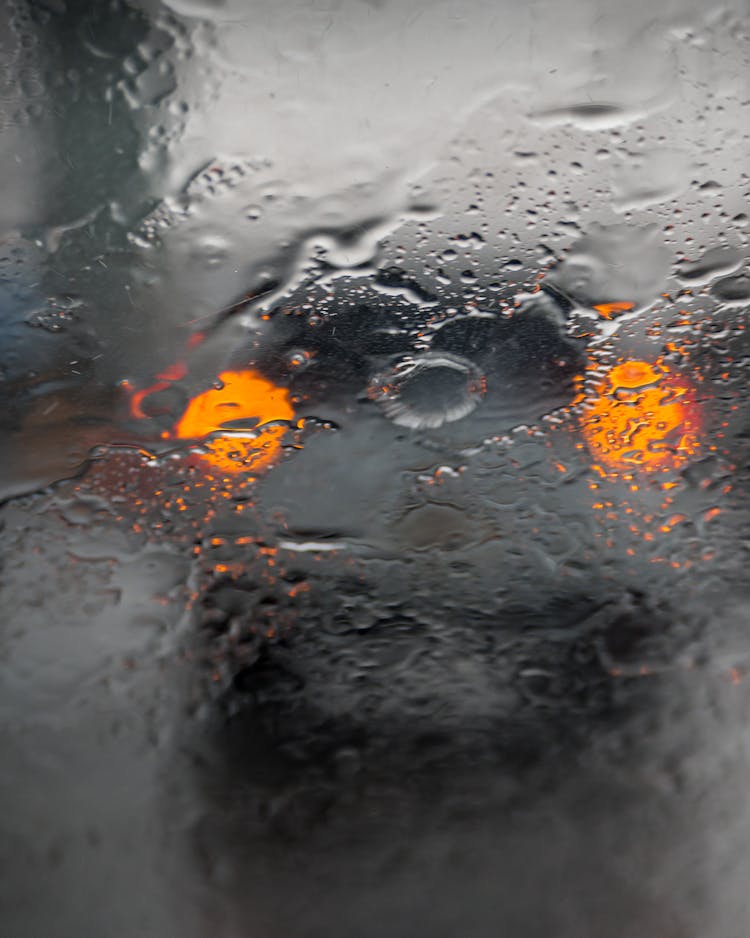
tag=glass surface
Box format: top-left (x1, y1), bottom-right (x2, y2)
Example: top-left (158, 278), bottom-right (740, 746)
top-left (2, 1), bottom-right (750, 936)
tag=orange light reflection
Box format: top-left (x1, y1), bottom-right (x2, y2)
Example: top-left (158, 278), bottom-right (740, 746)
top-left (592, 301), bottom-right (635, 320)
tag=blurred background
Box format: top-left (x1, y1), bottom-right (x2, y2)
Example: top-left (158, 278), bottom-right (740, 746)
top-left (2, 0), bottom-right (750, 935)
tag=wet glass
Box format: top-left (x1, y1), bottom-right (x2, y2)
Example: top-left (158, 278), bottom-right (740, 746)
top-left (2, 1), bottom-right (750, 936)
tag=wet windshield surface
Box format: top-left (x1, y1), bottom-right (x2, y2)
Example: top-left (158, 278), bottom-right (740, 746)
top-left (2, 1), bottom-right (750, 936)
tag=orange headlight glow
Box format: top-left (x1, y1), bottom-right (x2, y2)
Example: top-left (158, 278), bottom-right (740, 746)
top-left (125, 360), bottom-right (295, 477)
top-left (577, 358), bottom-right (702, 475)
top-left (173, 369), bottom-right (294, 475)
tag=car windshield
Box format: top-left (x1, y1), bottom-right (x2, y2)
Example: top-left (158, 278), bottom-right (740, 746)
top-left (2, 2), bottom-right (750, 936)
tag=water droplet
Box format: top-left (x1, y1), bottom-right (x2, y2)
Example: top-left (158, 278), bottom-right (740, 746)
top-left (394, 503), bottom-right (476, 550)
top-left (190, 233), bottom-right (230, 269)
top-left (710, 273), bottom-right (750, 304)
top-left (612, 147), bottom-right (692, 211)
top-left (369, 352), bottom-right (485, 429)
top-left (677, 246), bottom-right (743, 284)
top-left (286, 349), bottom-right (312, 371)
top-left (530, 103), bottom-right (629, 129)
top-left (162, 0), bottom-right (228, 18)
top-left (547, 223), bottom-right (669, 309)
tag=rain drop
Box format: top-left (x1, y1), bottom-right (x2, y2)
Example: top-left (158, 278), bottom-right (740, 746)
top-left (368, 352), bottom-right (485, 430)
